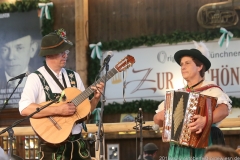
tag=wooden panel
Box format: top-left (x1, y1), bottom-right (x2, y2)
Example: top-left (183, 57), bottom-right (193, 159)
top-left (88, 0), bottom-right (239, 42)
top-left (51, 0), bottom-right (76, 71)
top-left (50, 0), bottom-right (89, 86)
top-left (0, 136), bottom-right (25, 158)
top-left (1, 118), bottom-right (240, 136)
top-left (224, 134), bottom-right (240, 152)
top-left (75, 0), bottom-right (89, 86)
top-left (0, 108), bottom-right (30, 127)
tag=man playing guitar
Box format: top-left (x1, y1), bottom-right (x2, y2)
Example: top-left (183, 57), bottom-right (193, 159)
top-left (19, 29), bottom-right (104, 160)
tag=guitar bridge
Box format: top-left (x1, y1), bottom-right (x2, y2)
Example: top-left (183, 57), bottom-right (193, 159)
top-left (48, 117), bottom-right (62, 130)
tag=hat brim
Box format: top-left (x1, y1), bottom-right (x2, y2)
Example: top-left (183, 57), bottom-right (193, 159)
top-left (0, 10), bottom-right (41, 43)
top-left (174, 49), bottom-right (211, 71)
top-left (39, 42), bottom-right (72, 57)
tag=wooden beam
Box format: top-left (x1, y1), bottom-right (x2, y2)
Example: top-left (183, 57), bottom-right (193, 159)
top-left (218, 118), bottom-right (240, 128)
top-left (0, 121), bottom-right (154, 136)
top-left (0, 119), bottom-right (239, 137)
top-left (75, 0), bottom-right (89, 87)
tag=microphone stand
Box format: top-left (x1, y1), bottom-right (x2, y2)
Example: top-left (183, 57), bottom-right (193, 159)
top-left (139, 108), bottom-right (144, 160)
top-left (133, 108), bottom-right (144, 160)
top-left (7, 128), bottom-right (23, 160)
top-left (0, 78), bottom-right (24, 159)
top-left (0, 78), bottom-right (24, 113)
top-left (95, 62), bottom-right (109, 160)
top-left (0, 96), bottom-right (60, 159)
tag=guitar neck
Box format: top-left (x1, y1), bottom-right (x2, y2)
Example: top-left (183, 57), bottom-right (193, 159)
top-left (71, 67), bottom-right (118, 106)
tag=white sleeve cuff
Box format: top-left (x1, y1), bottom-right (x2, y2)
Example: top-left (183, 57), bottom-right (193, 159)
top-left (155, 101), bottom-right (164, 113)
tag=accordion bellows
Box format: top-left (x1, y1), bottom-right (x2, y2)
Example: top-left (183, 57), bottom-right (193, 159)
top-left (162, 90), bottom-right (217, 148)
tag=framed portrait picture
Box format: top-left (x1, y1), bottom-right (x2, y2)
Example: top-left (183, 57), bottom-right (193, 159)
top-left (107, 144), bottom-right (119, 160)
top-left (0, 10), bottom-right (43, 108)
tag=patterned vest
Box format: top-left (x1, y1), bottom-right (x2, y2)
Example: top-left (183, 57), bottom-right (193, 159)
top-left (34, 69), bottom-right (87, 132)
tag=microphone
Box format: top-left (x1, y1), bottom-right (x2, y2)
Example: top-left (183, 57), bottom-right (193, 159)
top-left (8, 72), bottom-right (30, 81)
top-left (142, 126), bottom-right (152, 130)
top-left (87, 133), bottom-right (96, 144)
top-left (142, 124), bottom-right (160, 131)
top-left (99, 51), bottom-right (114, 72)
top-left (138, 108), bottom-right (143, 122)
top-left (152, 124), bottom-right (160, 131)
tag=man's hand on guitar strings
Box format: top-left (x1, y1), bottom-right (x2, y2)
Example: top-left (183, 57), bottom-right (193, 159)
top-left (188, 115), bottom-right (206, 134)
top-left (91, 82), bottom-right (104, 99)
top-left (57, 102), bottom-right (76, 116)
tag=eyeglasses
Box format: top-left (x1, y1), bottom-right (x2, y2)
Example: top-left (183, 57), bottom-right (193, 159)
top-left (60, 50), bottom-right (70, 57)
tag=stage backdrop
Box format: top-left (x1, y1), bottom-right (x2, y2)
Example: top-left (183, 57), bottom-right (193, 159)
top-left (103, 39), bottom-right (240, 104)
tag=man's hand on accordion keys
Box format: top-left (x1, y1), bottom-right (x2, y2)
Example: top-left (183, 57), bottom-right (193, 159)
top-left (188, 115), bottom-right (207, 134)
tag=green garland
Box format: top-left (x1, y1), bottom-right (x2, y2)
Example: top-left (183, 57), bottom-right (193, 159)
top-left (102, 96), bottom-right (240, 115)
top-left (103, 99), bottom-right (162, 114)
top-left (89, 29), bottom-right (240, 112)
top-left (0, 1), bottom-right (38, 12)
top-left (0, 0), bottom-right (54, 36)
top-left (102, 29), bottom-right (240, 51)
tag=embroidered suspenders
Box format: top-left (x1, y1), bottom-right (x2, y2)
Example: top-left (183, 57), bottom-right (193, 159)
top-left (35, 69), bottom-right (88, 132)
top-left (34, 69), bottom-right (77, 101)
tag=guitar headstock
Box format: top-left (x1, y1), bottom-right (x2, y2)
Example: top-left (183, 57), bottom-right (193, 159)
top-left (115, 55), bottom-right (135, 72)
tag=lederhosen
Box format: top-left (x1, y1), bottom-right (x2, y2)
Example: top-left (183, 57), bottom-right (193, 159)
top-left (35, 69), bottom-right (91, 160)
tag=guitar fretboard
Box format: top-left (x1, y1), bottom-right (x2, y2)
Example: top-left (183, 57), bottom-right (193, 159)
top-left (71, 67), bottom-right (118, 106)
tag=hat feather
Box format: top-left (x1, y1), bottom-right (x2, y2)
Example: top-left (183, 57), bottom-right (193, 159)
top-left (193, 40), bottom-right (210, 58)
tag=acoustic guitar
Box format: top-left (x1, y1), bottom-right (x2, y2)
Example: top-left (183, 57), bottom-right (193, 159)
top-left (30, 55), bottom-right (135, 144)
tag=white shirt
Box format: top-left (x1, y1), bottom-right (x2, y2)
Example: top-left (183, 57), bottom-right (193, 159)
top-left (0, 147), bottom-right (7, 160)
top-left (19, 66), bottom-right (86, 134)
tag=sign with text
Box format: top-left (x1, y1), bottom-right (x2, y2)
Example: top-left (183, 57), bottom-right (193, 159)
top-left (103, 39), bottom-right (240, 104)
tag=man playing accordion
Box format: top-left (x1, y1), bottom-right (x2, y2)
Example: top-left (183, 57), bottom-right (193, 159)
top-left (153, 41), bottom-right (232, 159)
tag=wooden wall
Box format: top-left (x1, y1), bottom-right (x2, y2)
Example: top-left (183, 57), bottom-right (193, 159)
top-left (88, 0), bottom-right (240, 42)
top-left (51, 0), bottom-right (76, 71)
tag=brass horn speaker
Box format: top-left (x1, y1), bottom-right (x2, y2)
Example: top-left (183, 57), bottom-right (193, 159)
top-left (197, 0), bottom-right (240, 28)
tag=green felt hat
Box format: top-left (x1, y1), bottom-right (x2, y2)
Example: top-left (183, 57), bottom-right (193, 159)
top-left (39, 28), bottom-right (73, 57)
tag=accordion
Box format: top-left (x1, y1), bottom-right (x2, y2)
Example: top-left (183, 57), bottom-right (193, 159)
top-left (162, 90), bottom-right (217, 148)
